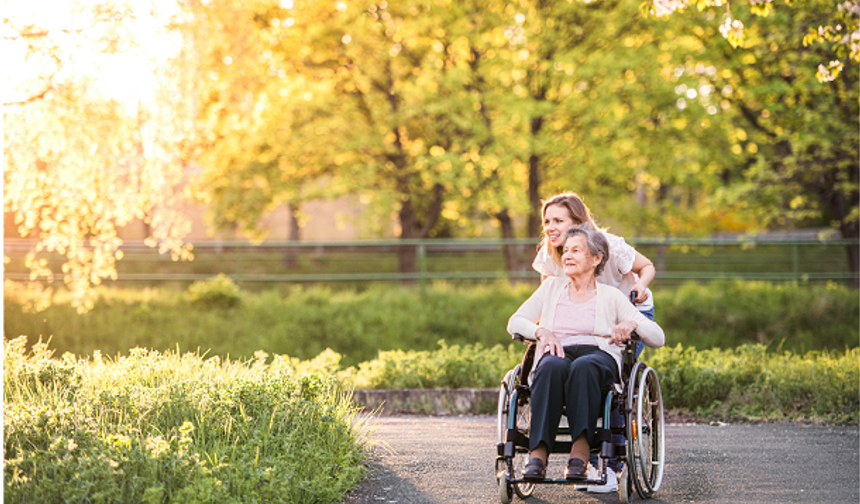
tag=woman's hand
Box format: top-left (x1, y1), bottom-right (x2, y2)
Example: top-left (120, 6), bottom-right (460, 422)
top-left (629, 281), bottom-right (649, 303)
top-left (535, 327), bottom-right (564, 358)
top-left (610, 320), bottom-right (637, 346)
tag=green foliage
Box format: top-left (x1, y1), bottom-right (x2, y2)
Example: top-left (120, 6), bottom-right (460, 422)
top-left (335, 341), bottom-right (857, 422)
top-left (187, 274), bottom-right (243, 309)
top-left (290, 340), bottom-right (858, 422)
top-left (343, 340), bottom-right (524, 389)
top-left (4, 281), bottom-right (857, 371)
top-left (653, 280), bottom-right (859, 352)
top-left (4, 337), bottom-right (370, 504)
top-left (648, 344), bottom-right (860, 423)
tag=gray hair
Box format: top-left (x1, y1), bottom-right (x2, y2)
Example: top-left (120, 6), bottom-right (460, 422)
top-left (559, 224), bottom-right (609, 277)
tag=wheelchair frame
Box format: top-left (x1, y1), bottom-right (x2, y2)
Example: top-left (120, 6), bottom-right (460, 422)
top-left (495, 334), bottom-right (665, 503)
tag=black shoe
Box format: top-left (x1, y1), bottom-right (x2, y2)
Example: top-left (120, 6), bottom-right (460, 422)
top-left (564, 457), bottom-right (587, 481)
top-left (522, 457), bottom-right (546, 480)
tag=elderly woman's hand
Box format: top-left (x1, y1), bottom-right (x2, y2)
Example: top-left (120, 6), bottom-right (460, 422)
top-left (609, 320), bottom-right (638, 346)
top-left (535, 327), bottom-right (564, 358)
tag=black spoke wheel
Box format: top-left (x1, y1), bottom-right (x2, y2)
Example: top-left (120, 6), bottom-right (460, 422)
top-left (626, 363), bottom-right (665, 499)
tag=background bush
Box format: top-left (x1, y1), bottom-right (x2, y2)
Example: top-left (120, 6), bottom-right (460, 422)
top-left (187, 274), bottom-right (243, 309)
top-left (4, 337), bottom-right (370, 504)
top-left (4, 280), bottom-right (857, 368)
top-left (330, 341), bottom-right (858, 422)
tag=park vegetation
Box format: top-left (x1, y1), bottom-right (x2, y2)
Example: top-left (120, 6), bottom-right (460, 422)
top-left (5, 278), bottom-right (858, 423)
top-left (5, 278), bottom-right (856, 367)
top-left (5, 0), bottom-right (858, 311)
top-left (4, 336), bottom-right (370, 504)
top-left (6, 278), bottom-right (856, 502)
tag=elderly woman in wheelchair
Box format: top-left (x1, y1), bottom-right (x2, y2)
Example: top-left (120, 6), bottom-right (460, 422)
top-left (501, 224), bottom-right (665, 502)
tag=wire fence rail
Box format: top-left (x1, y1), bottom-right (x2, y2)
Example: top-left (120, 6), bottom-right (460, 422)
top-left (4, 237), bottom-right (858, 287)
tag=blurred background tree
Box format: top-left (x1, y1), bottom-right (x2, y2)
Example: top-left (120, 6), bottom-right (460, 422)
top-left (4, 0), bottom-right (857, 310)
top-left (644, 0), bottom-right (859, 282)
top-left (4, 0), bottom-right (194, 312)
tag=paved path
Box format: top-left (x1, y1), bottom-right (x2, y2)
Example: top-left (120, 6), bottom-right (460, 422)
top-left (342, 415), bottom-right (859, 504)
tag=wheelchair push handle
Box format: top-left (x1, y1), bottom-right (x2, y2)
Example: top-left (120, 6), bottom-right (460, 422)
top-left (629, 290), bottom-right (641, 342)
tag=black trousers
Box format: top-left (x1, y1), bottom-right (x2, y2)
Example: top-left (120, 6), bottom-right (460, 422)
top-left (528, 345), bottom-right (619, 453)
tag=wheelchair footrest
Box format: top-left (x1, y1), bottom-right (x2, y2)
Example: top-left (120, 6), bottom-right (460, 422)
top-left (509, 475), bottom-right (608, 486)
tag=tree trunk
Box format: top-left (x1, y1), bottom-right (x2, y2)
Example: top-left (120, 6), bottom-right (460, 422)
top-left (398, 197), bottom-right (417, 279)
top-left (833, 191), bottom-right (859, 289)
top-left (495, 209), bottom-right (520, 283)
top-left (396, 183), bottom-right (444, 281)
top-left (282, 202), bottom-right (301, 269)
top-left (527, 115), bottom-right (544, 239)
top-left (822, 166), bottom-right (859, 288)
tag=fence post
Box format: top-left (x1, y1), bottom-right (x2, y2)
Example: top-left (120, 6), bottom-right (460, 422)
top-left (235, 244), bottom-right (242, 282)
top-left (792, 243), bottom-right (799, 281)
top-left (418, 242), bottom-right (427, 291)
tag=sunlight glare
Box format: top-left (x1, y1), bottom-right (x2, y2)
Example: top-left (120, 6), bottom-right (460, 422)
top-left (5, 0), bottom-right (182, 111)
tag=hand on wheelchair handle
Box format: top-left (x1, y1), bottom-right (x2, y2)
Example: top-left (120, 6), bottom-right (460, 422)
top-left (610, 320), bottom-right (638, 346)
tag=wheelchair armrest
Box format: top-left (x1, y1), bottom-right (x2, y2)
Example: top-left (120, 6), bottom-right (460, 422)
top-left (512, 333), bottom-right (534, 344)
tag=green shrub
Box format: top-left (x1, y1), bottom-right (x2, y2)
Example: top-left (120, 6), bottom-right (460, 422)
top-left (300, 341), bottom-right (857, 423)
top-left (4, 337), bottom-right (370, 504)
top-left (645, 344), bottom-right (859, 422)
top-left (653, 280), bottom-right (858, 352)
top-left (187, 274), bottom-right (243, 309)
top-left (341, 340), bottom-right (524, 389)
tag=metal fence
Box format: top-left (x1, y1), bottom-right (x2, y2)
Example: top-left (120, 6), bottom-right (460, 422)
top-left (4, 236), bottom-right (858, 288)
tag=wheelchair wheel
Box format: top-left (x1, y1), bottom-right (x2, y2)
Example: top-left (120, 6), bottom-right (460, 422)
top-left (499, 474), bottom-right (513, 504)
top-left (511, 399), bottom-right (535, 499)
top-left (626, 363), bottom-right (665, 499)
top-left (497, 367), bottom-right (517, 444)
top-left (618, 464), bottom-right (630, 504)
top-left (496, 364), bottom-right (535, 500)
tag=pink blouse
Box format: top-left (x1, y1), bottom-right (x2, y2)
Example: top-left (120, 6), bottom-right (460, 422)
top-left (552, 286), bottom-right (599, 347)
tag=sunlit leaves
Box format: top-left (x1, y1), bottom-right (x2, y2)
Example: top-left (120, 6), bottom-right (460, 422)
top-left (4, 0), bottom-right (194, 312)
top-left (639, 0), bottom-right (860, 83)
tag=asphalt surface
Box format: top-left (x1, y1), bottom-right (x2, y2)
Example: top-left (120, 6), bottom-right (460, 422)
top-left (342, 415), bottom-right (859, 504)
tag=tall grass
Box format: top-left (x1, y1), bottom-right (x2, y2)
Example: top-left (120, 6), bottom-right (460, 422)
top-left (4, 280), bottom-right (857, 368)
top-left (4, 336), bottom-right (371, 504)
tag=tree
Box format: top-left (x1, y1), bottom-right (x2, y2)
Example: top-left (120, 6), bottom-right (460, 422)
top-left (645, 0), bottom-right (859, 83)
top-left (181, 0), bottom-right (520, 273)
top-left (475, 0), bottom-right (736, 240)
top-left (625, 0), bottom-right (859, 282)
top-left (4, 0), bottom-right (193, 312)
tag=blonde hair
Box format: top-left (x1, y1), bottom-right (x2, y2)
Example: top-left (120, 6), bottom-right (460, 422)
top-left (539, 192), bottom-right (599, 268)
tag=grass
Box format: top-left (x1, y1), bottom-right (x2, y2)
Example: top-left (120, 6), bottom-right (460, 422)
top-left (4, 336), bottom-right (373, 504)
top-left (4, 279), bottom-right (857, 369)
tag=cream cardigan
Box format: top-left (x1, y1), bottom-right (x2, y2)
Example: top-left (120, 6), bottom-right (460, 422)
top-left (507, 277), bottom-right (665, 379)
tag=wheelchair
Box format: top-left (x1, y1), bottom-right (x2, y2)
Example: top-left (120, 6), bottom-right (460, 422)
top-left (495, 331), bottom-right (665, 503)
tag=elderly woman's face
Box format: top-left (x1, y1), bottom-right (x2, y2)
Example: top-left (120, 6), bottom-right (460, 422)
top-left (561, 235), bottom-right (601, 278)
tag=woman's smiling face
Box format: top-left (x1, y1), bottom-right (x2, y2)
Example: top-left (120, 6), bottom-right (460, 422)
top-left (544, 204), bottom-right (578, 248)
